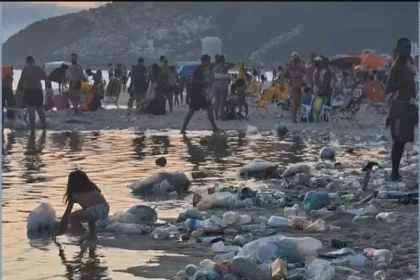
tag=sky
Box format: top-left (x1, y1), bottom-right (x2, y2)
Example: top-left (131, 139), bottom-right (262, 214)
top-left (31, 2), bottom-right (108, 8)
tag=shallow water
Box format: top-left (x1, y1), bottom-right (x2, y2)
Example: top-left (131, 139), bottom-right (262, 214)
top-left (3, 129), bottom-right (316, 280)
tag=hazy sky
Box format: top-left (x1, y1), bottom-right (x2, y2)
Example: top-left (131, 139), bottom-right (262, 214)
top-left (31, 2), bottom-right (108, 8)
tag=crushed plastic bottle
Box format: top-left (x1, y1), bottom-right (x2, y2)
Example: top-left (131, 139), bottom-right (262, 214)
top-left (214, 252), bottom-right (236, 264)
top-left (375, 212), bottom-right (397, 223)
top-left (310, 208), bottom-right (333, 217)
top-left (347, 276), bottom-right (369, 280)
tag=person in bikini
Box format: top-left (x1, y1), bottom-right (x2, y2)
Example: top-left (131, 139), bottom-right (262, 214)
top-left (55, 170), bottom-right (109, 244)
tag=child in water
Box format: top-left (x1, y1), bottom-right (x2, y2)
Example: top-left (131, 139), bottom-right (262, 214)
top-left (55, 170), bottom-right (109, 243)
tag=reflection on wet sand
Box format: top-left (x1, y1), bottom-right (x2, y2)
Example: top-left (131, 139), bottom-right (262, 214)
top-left (2, 129), bottom-right (309, 280)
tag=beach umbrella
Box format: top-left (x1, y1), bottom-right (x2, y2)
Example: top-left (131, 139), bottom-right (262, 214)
top-left (237, 61), bottom-right (247, 82)
top-left (329, 55), bottom-right (361, 69)
top-left (359, 53), bottom-right (386, 70)
top-left (43, 61), bottom-right (71, 83)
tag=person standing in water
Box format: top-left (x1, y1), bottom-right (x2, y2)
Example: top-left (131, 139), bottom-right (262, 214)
top-left (385, 38), bottom-right (417, 182)
top-left (180, 54), bottom-right (218, 134)
top-left (17, 56), bottom-right (47, 132)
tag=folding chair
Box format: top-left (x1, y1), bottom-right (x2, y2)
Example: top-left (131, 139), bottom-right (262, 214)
top-left (298, 95), bottom-right (315, 123)
top-left (332, 95), bottom-right (363, 128)
top-left (249, 87), bottom-right (276, 118)
top-left (103, 77), bottom-right (122, 109)
top-left (315, 97), bottom-right (331, 123)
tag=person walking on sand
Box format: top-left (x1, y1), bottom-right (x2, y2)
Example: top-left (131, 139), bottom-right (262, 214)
top-left (68, 53), bottom-right (86, 114)
top-left (54, 170), bottom-right (109, 244)
top-left (180, 54), bottom-right (218, 134)
top-left (17, 56), bottom-right (47, 132)
top-left (385, 38), bottom-right (417, 182)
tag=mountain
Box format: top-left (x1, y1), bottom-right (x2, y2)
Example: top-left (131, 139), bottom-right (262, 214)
top-left (1, 3), bottom-right (89, 43)
top-left (3, 2), bottom-right (417, 68)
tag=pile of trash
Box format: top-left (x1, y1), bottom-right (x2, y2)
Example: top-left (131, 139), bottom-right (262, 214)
top-left (26, 131), bottom-right (419, 279)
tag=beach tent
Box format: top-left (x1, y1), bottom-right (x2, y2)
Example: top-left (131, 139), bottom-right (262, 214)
top-left (359, 53), bottom-right (386, 69)
top-left (176, 62), bottom-right (200, 78)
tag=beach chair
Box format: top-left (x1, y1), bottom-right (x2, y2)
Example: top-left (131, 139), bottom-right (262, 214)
top-left (103, 77), bottom-right (122, 109)
top-left (332, 95), bottom-right (363, 128)
top-left (298, 95), bottom-right (315, 123)
top-left (315, 97), bottom-right (331, 123)
top-left (249, 86), bottom-right (276, 118)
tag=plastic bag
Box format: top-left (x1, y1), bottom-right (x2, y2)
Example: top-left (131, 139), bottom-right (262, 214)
top-left (236, 235), bottom-right (322, 264)
top-left (104, 222), bottom-right (151, 234)
top-left (305, 258), bottom-right (335, 280)
top-left (126, 205), bottom-right (158, 224)
top-left (196, 192), bottom-right (240, 210)
top-left (303, 191), bottom-right (332, 212)
top-left (282, 163), bottom-right (315, 177)
top-left (27, 203), bottom-right (57, 231)
top-left (238, 159), bottom-right (279, 176)
top-left (130, 172), bottom-right (191, 195)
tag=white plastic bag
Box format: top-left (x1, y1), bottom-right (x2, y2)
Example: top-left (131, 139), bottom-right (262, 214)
top-left (27, 203), bottom-right (57, 231)
top-left (236, 235), bottom-right (322, 264)
top-left (104, 222), bottom-right (151, 234)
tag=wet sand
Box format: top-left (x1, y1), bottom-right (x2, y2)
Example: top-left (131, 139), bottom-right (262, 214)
top-left (4, 89), bottom-right (418, 280)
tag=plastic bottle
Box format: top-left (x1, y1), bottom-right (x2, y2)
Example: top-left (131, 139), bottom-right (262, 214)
top-left (310, 208), bottom-right (333, 217)
top-left (267, 216), bottom-right (290, 227)
top-left (363, 248), bottom-right (393, 266)
top-left (271, 258), bottom-right (288, 279)
top-left (151, 225), bottom-right (179, 239)
top-left (284, 204), bottom-right (300, 218)
top-left (240, 222), bottom-right (266, 232)
top-left (375, 212), bottom-right (397, 223)
top-left (199, 259), bottom-right (229, 275)
top-left (341, 193), bottom-right (355, 201)
top-left (347, 276), bottom-right (369, 280)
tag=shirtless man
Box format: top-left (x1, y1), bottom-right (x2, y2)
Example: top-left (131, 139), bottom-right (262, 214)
top-left (67, 53), bottom-right (85, 114)
top-left (17, 56), bottom-right (47, 132)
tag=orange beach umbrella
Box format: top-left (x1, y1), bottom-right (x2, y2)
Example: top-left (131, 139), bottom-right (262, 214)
top-left (359, 53), bottom-right (386, 70)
